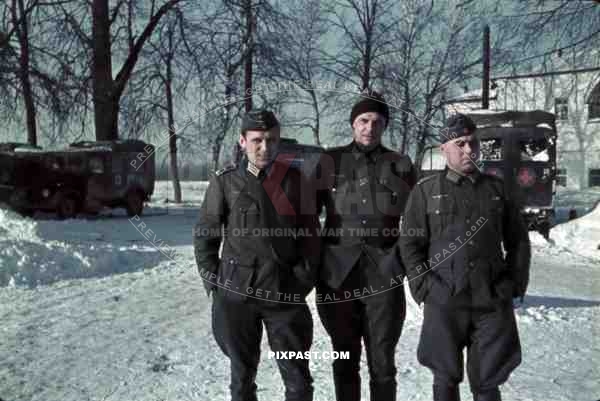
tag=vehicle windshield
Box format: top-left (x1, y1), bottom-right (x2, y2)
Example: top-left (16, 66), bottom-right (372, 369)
top-left (480, 138), bottom-right (503, 161)
top-left (520, 138), bottom-right (550, 162)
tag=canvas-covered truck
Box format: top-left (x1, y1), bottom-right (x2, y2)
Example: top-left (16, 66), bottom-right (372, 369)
top-left (420, 110), bottom-right (558, 239)
top-left (0, 140), bottom-right (155, 218)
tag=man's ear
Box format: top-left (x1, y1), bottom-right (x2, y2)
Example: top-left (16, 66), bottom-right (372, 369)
top-left (239, 134), bottom-right (246, 149)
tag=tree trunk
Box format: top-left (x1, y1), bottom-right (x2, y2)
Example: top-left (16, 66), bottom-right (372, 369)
top-left (361, 39), bottom-right (372, 91)
top-left (414, 123), bottom-right (431, 171)
top-left (91, 0), bottom-right (181, 141)
top-left (308, 88), bottom-right (321, 145)
top-left (12, 0), bottom-right (37, 146)
top-left (92, 0), bottom-right (117, 141)
top-left (165, 53), bottom-right (181, 203)
top-left (243, 0), bottom-right (253, 112)
top-left (212, 139), bottom-right (223, 171)
top-left (400, 78), bottom-right (410, 155)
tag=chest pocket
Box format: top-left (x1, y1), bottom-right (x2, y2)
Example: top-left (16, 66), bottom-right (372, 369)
top-left (330, 174), bottom-right (351, 214)
top-left (235, 196), bottom-right (261, 229)
top-left (426, 195), bottom-right (456, 238)
top-left (483, 194), bottom-right (505, 235)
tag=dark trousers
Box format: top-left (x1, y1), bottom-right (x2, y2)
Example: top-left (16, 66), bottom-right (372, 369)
top-left (212, 294), bottom-right (314, 401)
top-left (418, 294), bottom-right (521, 395)
top-left (317, 261), bottom-right (406, 401)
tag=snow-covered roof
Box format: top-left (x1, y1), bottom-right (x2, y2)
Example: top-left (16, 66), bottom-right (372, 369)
top-left (465, 110), bottom-right (556, 129)
top-left (69, 139), bottom-right (154, 152)
top-left (445, 88), bottom-right (498, 104)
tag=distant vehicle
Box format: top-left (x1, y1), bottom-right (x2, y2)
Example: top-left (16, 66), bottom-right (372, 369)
top-left (0, 140), bottom-right (155, 218)
top-left (0, 142), bottom-right (43, 152)
top-left (277, 138), bottom-right (323, 178)
top-left (420, 110), bottom-right (558, 239)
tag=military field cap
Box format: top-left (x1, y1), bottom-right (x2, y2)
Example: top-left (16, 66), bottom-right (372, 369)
top-left (441, 113), bottom-right (477, 144)
top-left (241, 109), bottom-right (279, 134)
top-left (349, 90), bottom-right (390, 127)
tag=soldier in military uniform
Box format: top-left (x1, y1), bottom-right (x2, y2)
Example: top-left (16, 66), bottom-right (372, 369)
top-left (315, 91), bottom-right (416, 401)
top-left (194, 109), bottom-right (320, 401)
top-left (398, 114), bottom-right (531, 401)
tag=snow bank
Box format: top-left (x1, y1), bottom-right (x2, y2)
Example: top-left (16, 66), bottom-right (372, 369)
top-left (532, 202), bottom-right (600, 261)
top-left (0, 209), bottom-right (165, 288)
top-left (151, 181), bottom-right (209, 206)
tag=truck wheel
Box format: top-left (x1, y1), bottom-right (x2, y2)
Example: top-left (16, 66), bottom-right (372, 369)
top-left (125, 190), bottom-right (144, 216)
top-left (539, 223), bottom-right (550, 241)
top-left (16, 208), bottom-right (34, 218)
top-left (9, 189), bottom-right (32, 217)
top-left (57, 193), bottom-right (79, 219)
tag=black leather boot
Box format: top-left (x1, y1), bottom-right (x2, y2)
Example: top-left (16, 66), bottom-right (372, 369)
top-left (334, 374), bottom-right (360, 401)
top-left (473, 388), bottom-right (501, 401)
top-left (433, 384), bottom-right (460, 401)
top-left (370, 377), bottom-right (396, 401)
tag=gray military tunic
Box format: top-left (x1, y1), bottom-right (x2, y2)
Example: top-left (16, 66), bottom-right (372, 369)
top-left (399, 168), bottom-right (531, 393)
top-left (194, 156), bottom-right (320, 401)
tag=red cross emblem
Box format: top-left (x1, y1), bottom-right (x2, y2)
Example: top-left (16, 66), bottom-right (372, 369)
top-left (518, 168), bottom-right (536, 187)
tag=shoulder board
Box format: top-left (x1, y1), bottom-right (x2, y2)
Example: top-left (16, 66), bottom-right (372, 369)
top-left (416, 174), bottom-right (437, 186)
top-left (215, 164), bottom-right (236, 176)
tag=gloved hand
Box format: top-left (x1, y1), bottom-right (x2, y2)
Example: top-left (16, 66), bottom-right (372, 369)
top-left (203, 278), bottom-right (216, 297)
top-left (512, 296), bottom-right (524, 308)
top-left (292, 260), bottom-right (317, 296)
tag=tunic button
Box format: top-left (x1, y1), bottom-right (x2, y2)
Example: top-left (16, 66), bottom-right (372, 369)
top-left (435, 210), bottom-right (440, 215)
top-left (332, 187), bottom-right (337, 192)
top-left (466, 218), bottom-right (471, 224)
top-left (362, 199), bottom-right (367, 204)
top-left (468, 261), bottom-right (475, 268)
top-left (361, 219), bottom-right (367, 225)
top-left (468, 240), bottom-right (475, 246)
top-left (229, 258), bottom-right (235, 264)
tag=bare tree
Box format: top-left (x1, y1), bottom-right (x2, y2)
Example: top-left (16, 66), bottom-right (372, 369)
top-left (260, 0), bottom-right (333, 145)
top-left (324, 0), bottom-right (399, 91)
top-left (10, 0), bottom-right (37, 145)
top-left (91, 0), bottom-right (182, 141)
top-left (382, 0), bottom-right (484, 163)
top-left (1, 0), bottom-right (85, 146)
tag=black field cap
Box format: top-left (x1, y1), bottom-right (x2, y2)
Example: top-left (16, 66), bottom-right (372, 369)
top-left (350, 90), bottom-right (390, 127)
top-left (441, 113), bottom-right (477, 144)
top-left (241, 109), bottom-right (280, 133)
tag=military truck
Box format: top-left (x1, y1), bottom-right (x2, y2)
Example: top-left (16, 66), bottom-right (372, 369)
top-left (420, 110), bottom-right (558, 239)
top-left (0, 140), bottom-right (155, 218)
top-left (277, 138), bottom-right (323, 178)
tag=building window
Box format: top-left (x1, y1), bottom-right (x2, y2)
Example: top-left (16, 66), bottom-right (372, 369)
top-left (589, 169), bottom-right (600, 187)
top-left (588, 82), bottom-right (600, 120)
top-left (554, 98), bottom-right (569, 120)
top-left (590, 102), bottom-right (600, 120)
top-left (556, 168), bottom-right (567, 187)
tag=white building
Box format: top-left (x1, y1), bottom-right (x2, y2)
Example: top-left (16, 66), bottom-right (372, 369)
top-left (445, 69), bottom-right (600, 189)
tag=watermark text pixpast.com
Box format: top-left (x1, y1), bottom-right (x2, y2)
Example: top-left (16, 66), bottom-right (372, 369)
top-left (267, 351), bottom-right (349, 360)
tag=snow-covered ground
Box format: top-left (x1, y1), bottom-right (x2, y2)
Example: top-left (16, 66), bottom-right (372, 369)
top-left (1, 181), bottom-right (599, 401)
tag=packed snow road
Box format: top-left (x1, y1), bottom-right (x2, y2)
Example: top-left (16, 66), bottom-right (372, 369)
top-left (0, 182), bottom-right (598, 401)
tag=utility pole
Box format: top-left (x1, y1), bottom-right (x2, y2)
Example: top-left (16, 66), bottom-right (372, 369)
top-left (482, 25), bottom-right (490, 109)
